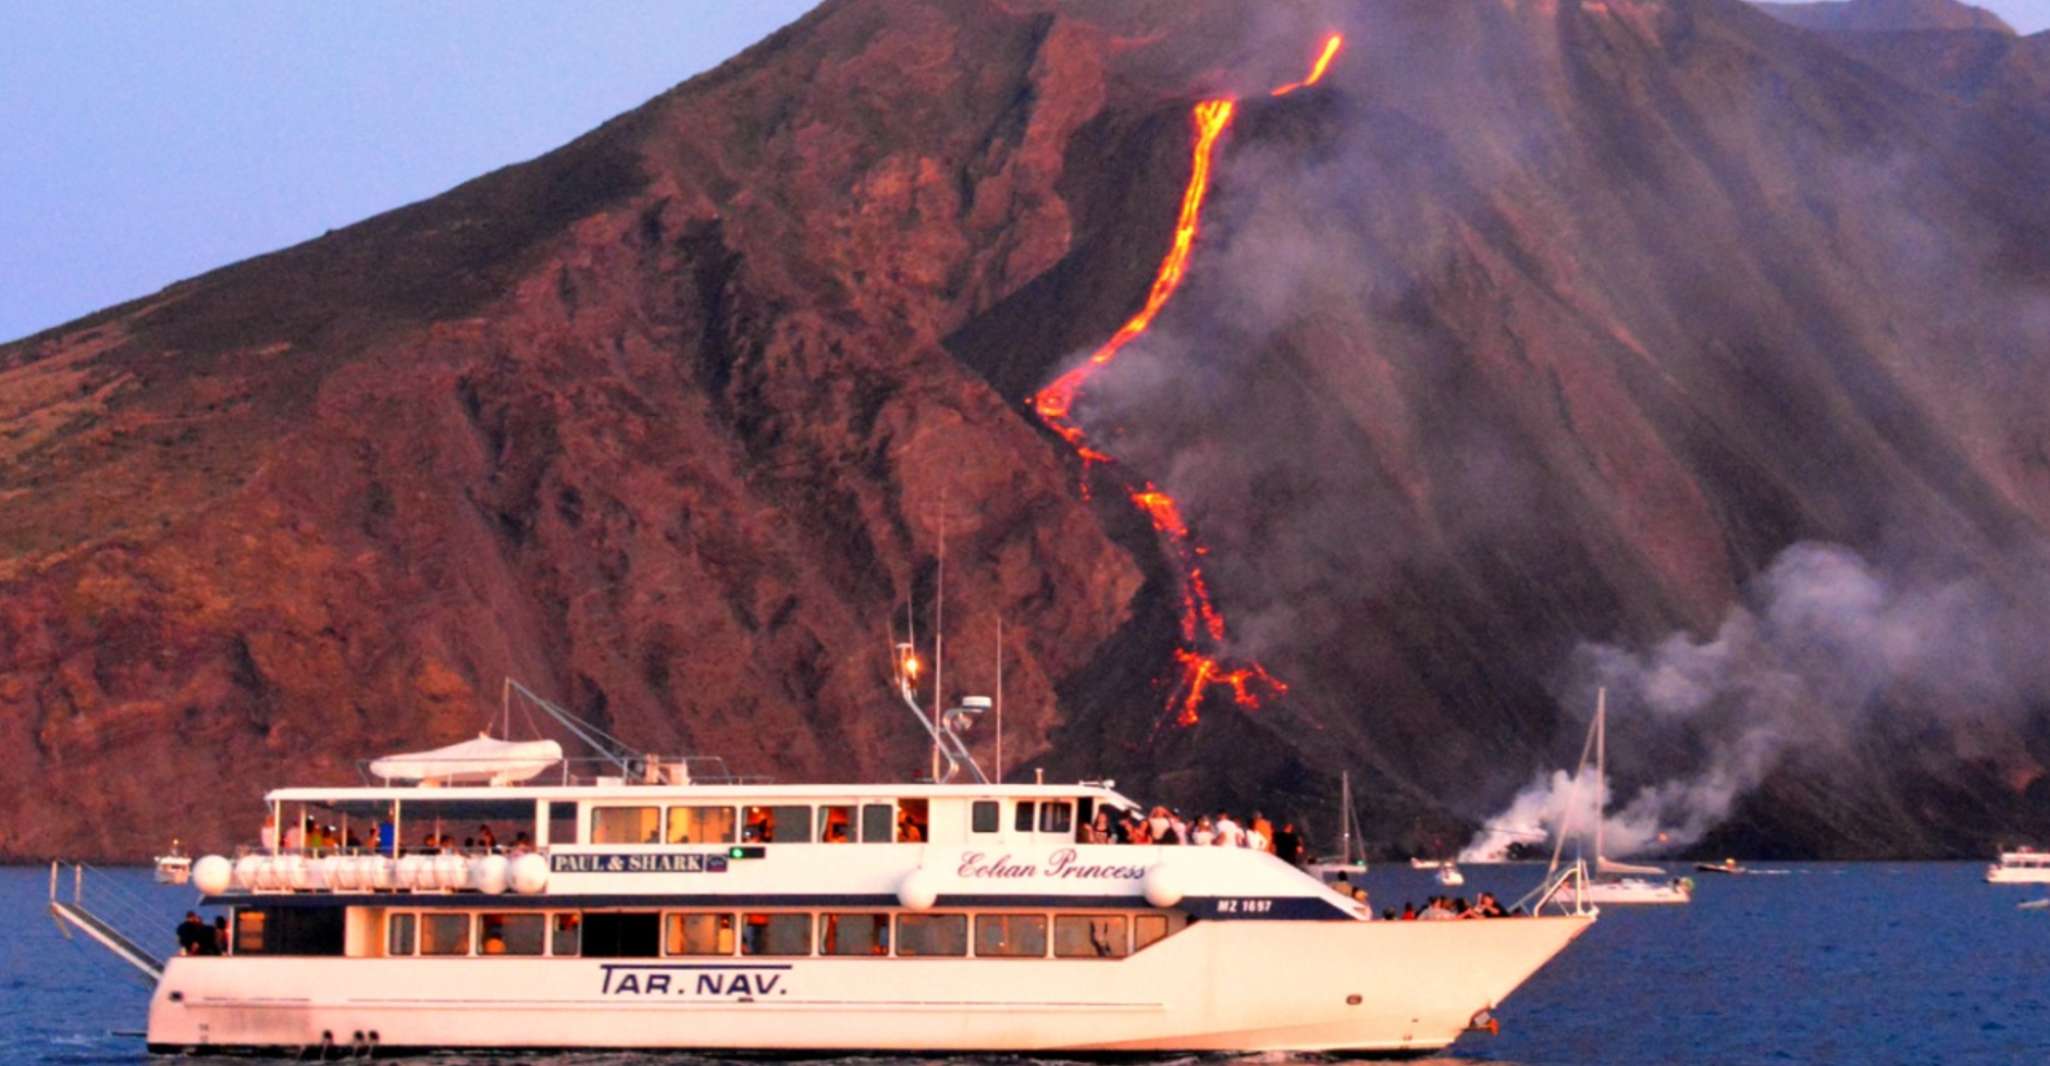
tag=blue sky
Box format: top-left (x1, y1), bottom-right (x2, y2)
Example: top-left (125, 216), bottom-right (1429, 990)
top-left (0, 3), bottom-right (817, 343)
top-left (3, 1), bottom-right (2044, 344)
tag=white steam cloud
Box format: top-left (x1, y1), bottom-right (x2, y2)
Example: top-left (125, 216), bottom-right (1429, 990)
top-left (1462, 541), bottom-right (2041, 861)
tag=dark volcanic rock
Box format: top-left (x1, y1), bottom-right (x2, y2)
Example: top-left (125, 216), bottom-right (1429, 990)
top-left (4, 0), bottom-right (2049, 860)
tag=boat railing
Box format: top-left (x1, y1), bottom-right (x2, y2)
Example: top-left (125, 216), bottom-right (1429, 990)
top-left (47, 861), bottom-right (169, 981)
top-left (1520, 859), bottom-right (1597, 917)
top-left (351, 753), bottom-right (774, 788)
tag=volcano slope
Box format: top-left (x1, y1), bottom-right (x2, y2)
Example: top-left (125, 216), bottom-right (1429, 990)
top-left (4, 0), bottom-right (2049, 859)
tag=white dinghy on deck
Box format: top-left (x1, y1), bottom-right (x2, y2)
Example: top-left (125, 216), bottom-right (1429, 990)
top-left (368, 734), bottom-right (564, 787)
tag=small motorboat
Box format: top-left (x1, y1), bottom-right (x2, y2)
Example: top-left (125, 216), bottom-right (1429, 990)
top-left (1435, 861), bottom-right (1465, 887)
top-left (154, 840), bottom-right (191, 885)
top-left (1696, 858), bottom-right (1746, 875)
top-left (2018, 898), bottom-right (2049, 911)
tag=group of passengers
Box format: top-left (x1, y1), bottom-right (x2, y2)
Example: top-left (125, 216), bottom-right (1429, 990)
top-left (1085, 807), bottom-right (1305, 863)
top-left (174, 911), bottom-right (231, 956)
top-left (261, 813), bottom-right (538, 857)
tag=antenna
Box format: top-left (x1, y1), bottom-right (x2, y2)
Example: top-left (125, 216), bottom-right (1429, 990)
top-left (933, 497), bottom-right (946, 784)
top-left (994, 614), bottom-right (1004, 781)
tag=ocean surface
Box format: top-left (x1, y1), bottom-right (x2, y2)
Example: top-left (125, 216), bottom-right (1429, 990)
top-left (5, 863), bottom-right (2045, 1065)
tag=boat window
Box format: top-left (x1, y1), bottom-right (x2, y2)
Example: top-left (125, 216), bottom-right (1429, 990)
top-left (818, 805), bottom-right (855, 843)
top-left (819, 913), bottom-right (890, 956)
top-left (860, 803), bottom-right (894, 842)
top-left (1014, 801), bottom-right (1036, 832)
top-left (540, 802), bottom-right (575, 849)
top-left (550, 913), bottom-right (581, 956)
top-left (590, 806), bottom-right (661, 844)
top-left (741, 913), bottom-right (812, 956)
top-left (666, 912), bottom-right (737, 956)
top-left (235, 910), bottom-right (266, 954)
top-left (1134, 913), bottom-right (1172, 952)
top-left (232, 906), bottom-right (344, 956)
top-left (743, 805), bottom-right (812, 844)
top-left (974, 914), bottom-right (1047, 958)
top-left (666, 805), bottom-right (737, 844)
top-left (896, 798), bottom-right (929, 842)
top-left (896, 913), bottom-right (968, 957)
top-left (386, 913), bottom-right (416, 956)
top-left (478, 913), bottom-right (545, 956)
top-left (1039, 801), bottom-right (1074, 835)
top-left (970, 801), bottom-right (999, 833)
top-left (421, 913), bottom-right (472, 956)
top-left (1076, 797), bottom-right (1095, 837)
top-left (582, 912), bottom-right (662, 958)
top-left (1053, 915), bottom-right (1128, 958)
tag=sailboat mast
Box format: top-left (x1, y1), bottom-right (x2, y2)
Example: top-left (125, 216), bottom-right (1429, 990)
top-left (1340, 771), bottom-right (1352, 864)
top-left (1594, 687), bottom-right (1607, 864)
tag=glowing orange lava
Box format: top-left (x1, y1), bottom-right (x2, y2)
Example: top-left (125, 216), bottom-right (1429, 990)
top-left (1270, 33), bottom-right (1344, 97)
top-left (1029, 35), bottom-right (1341, 727)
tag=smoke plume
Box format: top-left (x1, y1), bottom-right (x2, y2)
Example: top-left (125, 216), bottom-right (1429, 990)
top-left (1462, 541), bottom-right (2047, 860)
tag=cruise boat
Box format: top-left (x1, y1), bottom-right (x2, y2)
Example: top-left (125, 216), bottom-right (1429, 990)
top-left (52, 677), bottom-right (1595, 1056)
top-left (1986, 847), bottom-right (2050, 884)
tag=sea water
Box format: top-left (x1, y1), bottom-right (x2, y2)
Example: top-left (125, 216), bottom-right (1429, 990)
top-left (5, 863), bottom-right (2045, 1065)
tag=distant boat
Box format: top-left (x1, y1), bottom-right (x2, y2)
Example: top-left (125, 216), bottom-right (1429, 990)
top-left (1561, 690), bottom-right (1692, 907)
top-left (1696, 858), bottom-right (1746, 875)
top-left (1410, 857), bottom-right (1439, 870)
top-left (153, 840), bottom-right (191, 885)
top-left (2018, 899), bottom-right (2049, 911)
top-left (1986, 847), bottom-right (2050, 885)
top-left (1435, 862), bottom-right (1465, 888)
top-left (1307, 771), bottom-right (1369, 885)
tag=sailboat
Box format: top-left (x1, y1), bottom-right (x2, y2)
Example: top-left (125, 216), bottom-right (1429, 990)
top-left (1307, 771), bottom-right (1369, 884)
top-left (1560, 689), bottom-right (1693, 906)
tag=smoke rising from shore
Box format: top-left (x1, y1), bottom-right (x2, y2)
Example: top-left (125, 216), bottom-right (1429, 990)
top-left (1463, 542), bottom-right (2045, 860)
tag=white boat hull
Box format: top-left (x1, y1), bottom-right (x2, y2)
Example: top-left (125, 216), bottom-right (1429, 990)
top-left (145, 915), bottom-right (1592, 1054)
top-left (1569, 877), bottom-right (1691, 906)
top-left (1986, 867), bottom-right (2050, 884)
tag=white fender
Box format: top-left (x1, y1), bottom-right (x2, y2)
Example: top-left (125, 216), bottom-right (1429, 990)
top-left (1143, 864), bottom-right (1184, 908)
top-left (193, 856), bottom-right (233, 896)
top-left (313, 856), bottom-right (344, 890)
top-left (474, 854), bottom-right (510, 895)
top-left (433, 852), bottom-right (469, 890)
top-left (508, 853), bottom-right (550, 894)
top-left (396, 854), bottom-right (430, 890)
top-left (280, 854), bottom-right (311, 891)
top-left (363, 855), bottom-right (396, 891)
top-left (232, 855), bottom-right (263, 891)
top-left (897, 868), bottom-right (940, 911)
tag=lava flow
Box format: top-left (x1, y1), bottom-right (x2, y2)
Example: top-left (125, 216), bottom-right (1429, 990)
top-left (1029, 34), bottom-right (1341, 727)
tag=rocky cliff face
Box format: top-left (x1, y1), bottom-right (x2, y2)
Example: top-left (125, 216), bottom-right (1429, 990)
top-left (4, 0), bottom-right (2049, 860)
top-left (1755, 0), bottom-right (2015, 34)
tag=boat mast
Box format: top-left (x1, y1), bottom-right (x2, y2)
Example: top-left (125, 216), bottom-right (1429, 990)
top-left (1594, 687), bottom-right (1607, 866)
top-left (1340, 771), bottom-right (1353, 864)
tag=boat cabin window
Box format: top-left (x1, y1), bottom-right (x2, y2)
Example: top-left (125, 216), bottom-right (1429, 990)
top-left (582, 912), bottom-right (662, 958)
top-left (550, 913), bottom-right (581, 956)
top-left (479, 913), bottom-right (545, 955)
top-left (820, 913), bottom-right (890, 956)
top-left (741, 913), bottom-right (812, 956)
top-left (860, 803), bottom-right (894, 843)
top-left (667, 913), bottom-right (737, 956)
top-left (818, 805), bottom-right (855, 843)
top-left (975, 914), bottom-right (1047, 957)
top-left (421, 913), bottom-right (471, 956)
top-left (1039, 801), bottom-right (1073, 835)
top-left (387, 913), bottom-right (416, 956)
top-left (896, 798), bottom-right (929, 842)
top-left (590, 806), bottom-right (661, 844)
top-left (667, 805), bottom-right (737, 844)
top-left (743, 805), bottom-right (811, 843)
top-left (1054, 914), bottom-right (1128, 958)
top-left (1014, 801), bottom-right (1036, 832)
top-left (546, 803), bottom-right (578, 849)
top-left (1134, 914), bottom-right (1170, 952)
top-left (895, 913), bottom-right (968, 957)
top-left (970, 801), bottom-right (1000, 833)
top-left (232, 906), bottom-right (344, 956)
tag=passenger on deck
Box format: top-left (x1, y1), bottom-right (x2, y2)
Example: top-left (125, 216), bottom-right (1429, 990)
top-left (1274, 821), bottom-right (1303, 865)
top-left (1190, 816), bottom-right (1216, 846)
top-left (1147, 806), bottom-right (1176, 844)
top-left (283, 819), bottom-right (304, 852)
top-left (1126, 814), bottom-right (1152, 845)
top-left (477, 825), bottom-right (498, 851)
top-left (212, 916), bottom-right (230, 955)
top-left (1400, 901), bottom-right (1417, 920)
top-left (510, 832), bottom-right (534, 856)
top-left (1472, 891), bottom-right (1505, 918)
top-left (260, 814), bottom-right (278, 851)
top-left (1213, 811), bottom-right (1245, 848)
top-left (896, 809), bottom-right (925, 843)
top-left (1419, 896), bottom-right (1455, 920)
top-left (176, 912), bottom-right (208, 955)
top-left (1250, 811), bottom-right (1276, 854)
top-left (1086, 809), bottom-right (1113, 845)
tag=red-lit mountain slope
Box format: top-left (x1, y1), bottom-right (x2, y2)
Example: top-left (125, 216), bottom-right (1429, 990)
top-left (4, 0), bottom-right (2049, 859)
